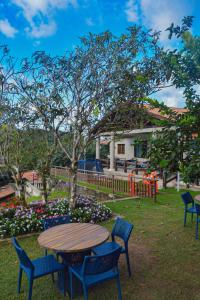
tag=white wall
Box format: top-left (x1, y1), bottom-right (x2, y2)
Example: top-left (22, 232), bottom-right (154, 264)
top-left (112, 133), bottom-right (151, 160)
top-left (114, 138), bottom-right (134, 160)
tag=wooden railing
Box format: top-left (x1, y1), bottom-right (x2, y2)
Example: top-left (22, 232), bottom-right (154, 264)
top-left (51, 166), bottom-right (158, 200)
top-left (100, 158), bottom-right (148, 174)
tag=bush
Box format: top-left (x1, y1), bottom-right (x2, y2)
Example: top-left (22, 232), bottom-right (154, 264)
top-left (0, 196), bottom-right (112, 239)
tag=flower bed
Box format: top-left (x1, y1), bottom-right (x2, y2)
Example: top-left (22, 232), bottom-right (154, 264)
top-left (0, 196), bottom-right (112, 239)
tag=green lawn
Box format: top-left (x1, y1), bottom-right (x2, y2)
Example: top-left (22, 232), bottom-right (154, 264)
top-left (1, 188), bottom-right (200, 300)
top-left (26, 190), bottom-right (70, 203)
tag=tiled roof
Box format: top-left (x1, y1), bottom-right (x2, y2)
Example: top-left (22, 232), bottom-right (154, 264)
top-left (0, 185), bottom-right (15, 200)
top-left (22, 171), bottom-right (40, 182)
top-left (146, 106), bottom-right (187, 120)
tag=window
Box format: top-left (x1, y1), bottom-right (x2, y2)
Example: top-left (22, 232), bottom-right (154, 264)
top-left (134, 141), bottom-right (148, 158)
top-left (117, 144), bottom-right (125, 154)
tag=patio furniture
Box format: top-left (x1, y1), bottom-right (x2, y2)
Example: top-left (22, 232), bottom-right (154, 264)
top-left (43, 215), bottom-right (70, 256)
top-left (181, 192), bottom-right (196, 226)
top-left (92, 217), bottom-right (133, 277)
top-left (38, 223), bottom-right (109, 297)
top-left (12, 237), bottom-right (66, 300)
top-left (195, 202), bottom-right (200, 239)
top-left (69, 246), bottom-right (122, 300)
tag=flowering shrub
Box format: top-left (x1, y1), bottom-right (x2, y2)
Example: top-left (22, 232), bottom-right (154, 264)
top-left (0, 196), bottom-right (112, 239)
top-left (0, 197), bottom-right (20, 209)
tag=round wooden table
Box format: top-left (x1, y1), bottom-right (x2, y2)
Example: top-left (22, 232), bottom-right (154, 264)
top-left (195, 195), bottom-right (200, 202)
top-left (38, 223), bottom-right (109, 296)
top-left (38, 223), bottom-right (109, 253)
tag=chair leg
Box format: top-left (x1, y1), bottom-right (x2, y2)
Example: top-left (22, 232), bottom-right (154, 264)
top-left (18, 267), bottom-right (23, 294)
top-left (51, 273), bottom-right (55, 282)
top-left (184, 211), bottom-right (187, 226)
top-left (125, 251), bottom-right (131, 277)
top-left (45, 249), bottom-right (48, 256)
top-left (69, 271), bottom-right (73, 300)
top-left (63, 270), bottom-right (66, 297)
top-left (116, 275), bottom-right (122, 300)
top-left (56, 252), bottom-right (59, 261)
top-left (83, 284), bottom-right (88, 300)
top-left (28, 279), bottom-right (33, 300)
top-left (196, 219), bottom-right (199, 240)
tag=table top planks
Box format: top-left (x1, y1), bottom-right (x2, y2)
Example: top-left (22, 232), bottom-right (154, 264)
top-left (195, 195), bottom-right (200, 202)
top-left (38, 223), bottom-right (110, 253)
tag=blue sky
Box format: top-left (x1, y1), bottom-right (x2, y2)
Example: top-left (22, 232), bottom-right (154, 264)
top-left (0, 0), bottom-right (199, 107)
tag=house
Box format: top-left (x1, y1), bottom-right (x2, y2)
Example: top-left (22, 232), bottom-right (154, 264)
top-left (95, 104), bottom-right (187, 172)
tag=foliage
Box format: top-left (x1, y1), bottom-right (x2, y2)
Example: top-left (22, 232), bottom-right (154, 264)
top-left (13, 28), bottom-right (169, 207)
top-left (0, 196), bottom-right (112, 238)
top-left (148, 17), bottom-right (200, 185)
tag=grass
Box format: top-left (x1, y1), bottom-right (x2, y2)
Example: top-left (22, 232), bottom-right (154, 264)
top-left (56, 175), bottom-right (129, 197)
top-left (26, 190), bottom-right (70, 203)
top-left (1, 188), bottom-right (200, 299)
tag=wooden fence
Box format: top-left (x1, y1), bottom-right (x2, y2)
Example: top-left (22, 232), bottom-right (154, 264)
top-left (51, 166), bottom-right (158, 200)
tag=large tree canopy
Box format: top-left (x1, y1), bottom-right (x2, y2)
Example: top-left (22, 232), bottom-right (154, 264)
top-left (0, 25), bottom-right (173, 206)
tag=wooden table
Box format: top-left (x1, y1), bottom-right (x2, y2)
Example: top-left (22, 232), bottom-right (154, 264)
top-left (38, 223), bottom-right (109, 296)
top-left (195, 195), bottom-right (200, 202)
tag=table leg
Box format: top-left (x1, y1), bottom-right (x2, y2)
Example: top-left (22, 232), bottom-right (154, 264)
top-left (57, 250), bottom-right (91, 297)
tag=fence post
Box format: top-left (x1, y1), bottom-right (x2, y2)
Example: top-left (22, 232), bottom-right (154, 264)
top-left (124, 160), bottom-right (127, 173)
top-left (154, 179), bottom-right (157, 202)
top-left (112, 175), bottom-right (114, 194)
top-left (177, 171), bottom-right (180, 192)
top-left (97, 173), bottom-right (100, 190)
top-left (163, 170), bottom-right (167, 189)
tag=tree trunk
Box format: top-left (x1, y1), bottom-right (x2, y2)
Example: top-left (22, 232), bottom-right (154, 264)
top-left (41, 175), bottom-right (48, 203)
top-left (16, 179), bottom-right (27, 207)
top-left (69, 160), bottom-right (77, 209)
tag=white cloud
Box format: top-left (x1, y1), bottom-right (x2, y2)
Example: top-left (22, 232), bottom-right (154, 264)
top-left (0, 19), bottom-right (18, 38)
top-left (25, 21), bottom-right (57, 38)
top-left (153, 85), bottom-right (185, 108)
top-left (124, 0), bottom-right (190, 46)
top-left (141, 0), bottom-right (189, 44)
top-left (12, 0), bottom-right (78, 38)
top-left (86, 17), bottom-right (94, 26)
top-left (124, 0), bottom-right (139, 22)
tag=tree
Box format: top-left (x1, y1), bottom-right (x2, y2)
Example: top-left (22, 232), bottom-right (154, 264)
top-left (27, 129), bottom-right (58, 202)
top-left (149, 17), bottom-right (200, 186)
top-left (0, 120), bottom-right (31, 206)
top-left (7, 27), bottom-right (170, 208)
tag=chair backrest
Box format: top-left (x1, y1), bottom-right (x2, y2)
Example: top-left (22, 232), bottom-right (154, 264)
top-left (43, 215), bottom-right (70, 230)
top-left (181, 192), bottom-right (194, 206)
top-left (12, 237), bottom-right (34, 271)
top-left (82, 246), bottom-right (122, 276)
top-left (195, 203), bottom-right (200, 214)
top-left (111, 218), bottom-right (133, 244)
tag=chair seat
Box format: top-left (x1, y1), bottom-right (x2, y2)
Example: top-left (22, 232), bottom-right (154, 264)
top-left (70, 264), bottom-right (118, 287)
top-left (92, 241), bottom-right (125, 255)
top-left (187, 207), bottom-right (197, 213)
top-left (33, 255), bottom-right (65, 278)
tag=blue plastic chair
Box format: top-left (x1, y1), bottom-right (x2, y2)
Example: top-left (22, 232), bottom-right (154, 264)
top-left (195, 203), bottom-right (200, 239)
top-left (92, 218), bottom-right (133, 277)
top-left (43, 215), bottom-right (70, 256)
top-left (181, 192), bottom-right (196, 226)
top-left (12, 237), bottom-right (66, 300)
top-left (69, 246), bottom-right (122, 300)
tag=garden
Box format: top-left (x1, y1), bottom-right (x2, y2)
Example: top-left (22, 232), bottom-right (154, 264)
top-left (0, 196), bottom-right (111, 239)
top-left (0, 13), bottom-right (200, 300)
top-left (1, 188), bottom-right (200, 300)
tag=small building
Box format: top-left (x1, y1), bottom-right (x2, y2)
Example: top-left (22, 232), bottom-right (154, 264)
top-left (95, 104), bottom-right (187, 172)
